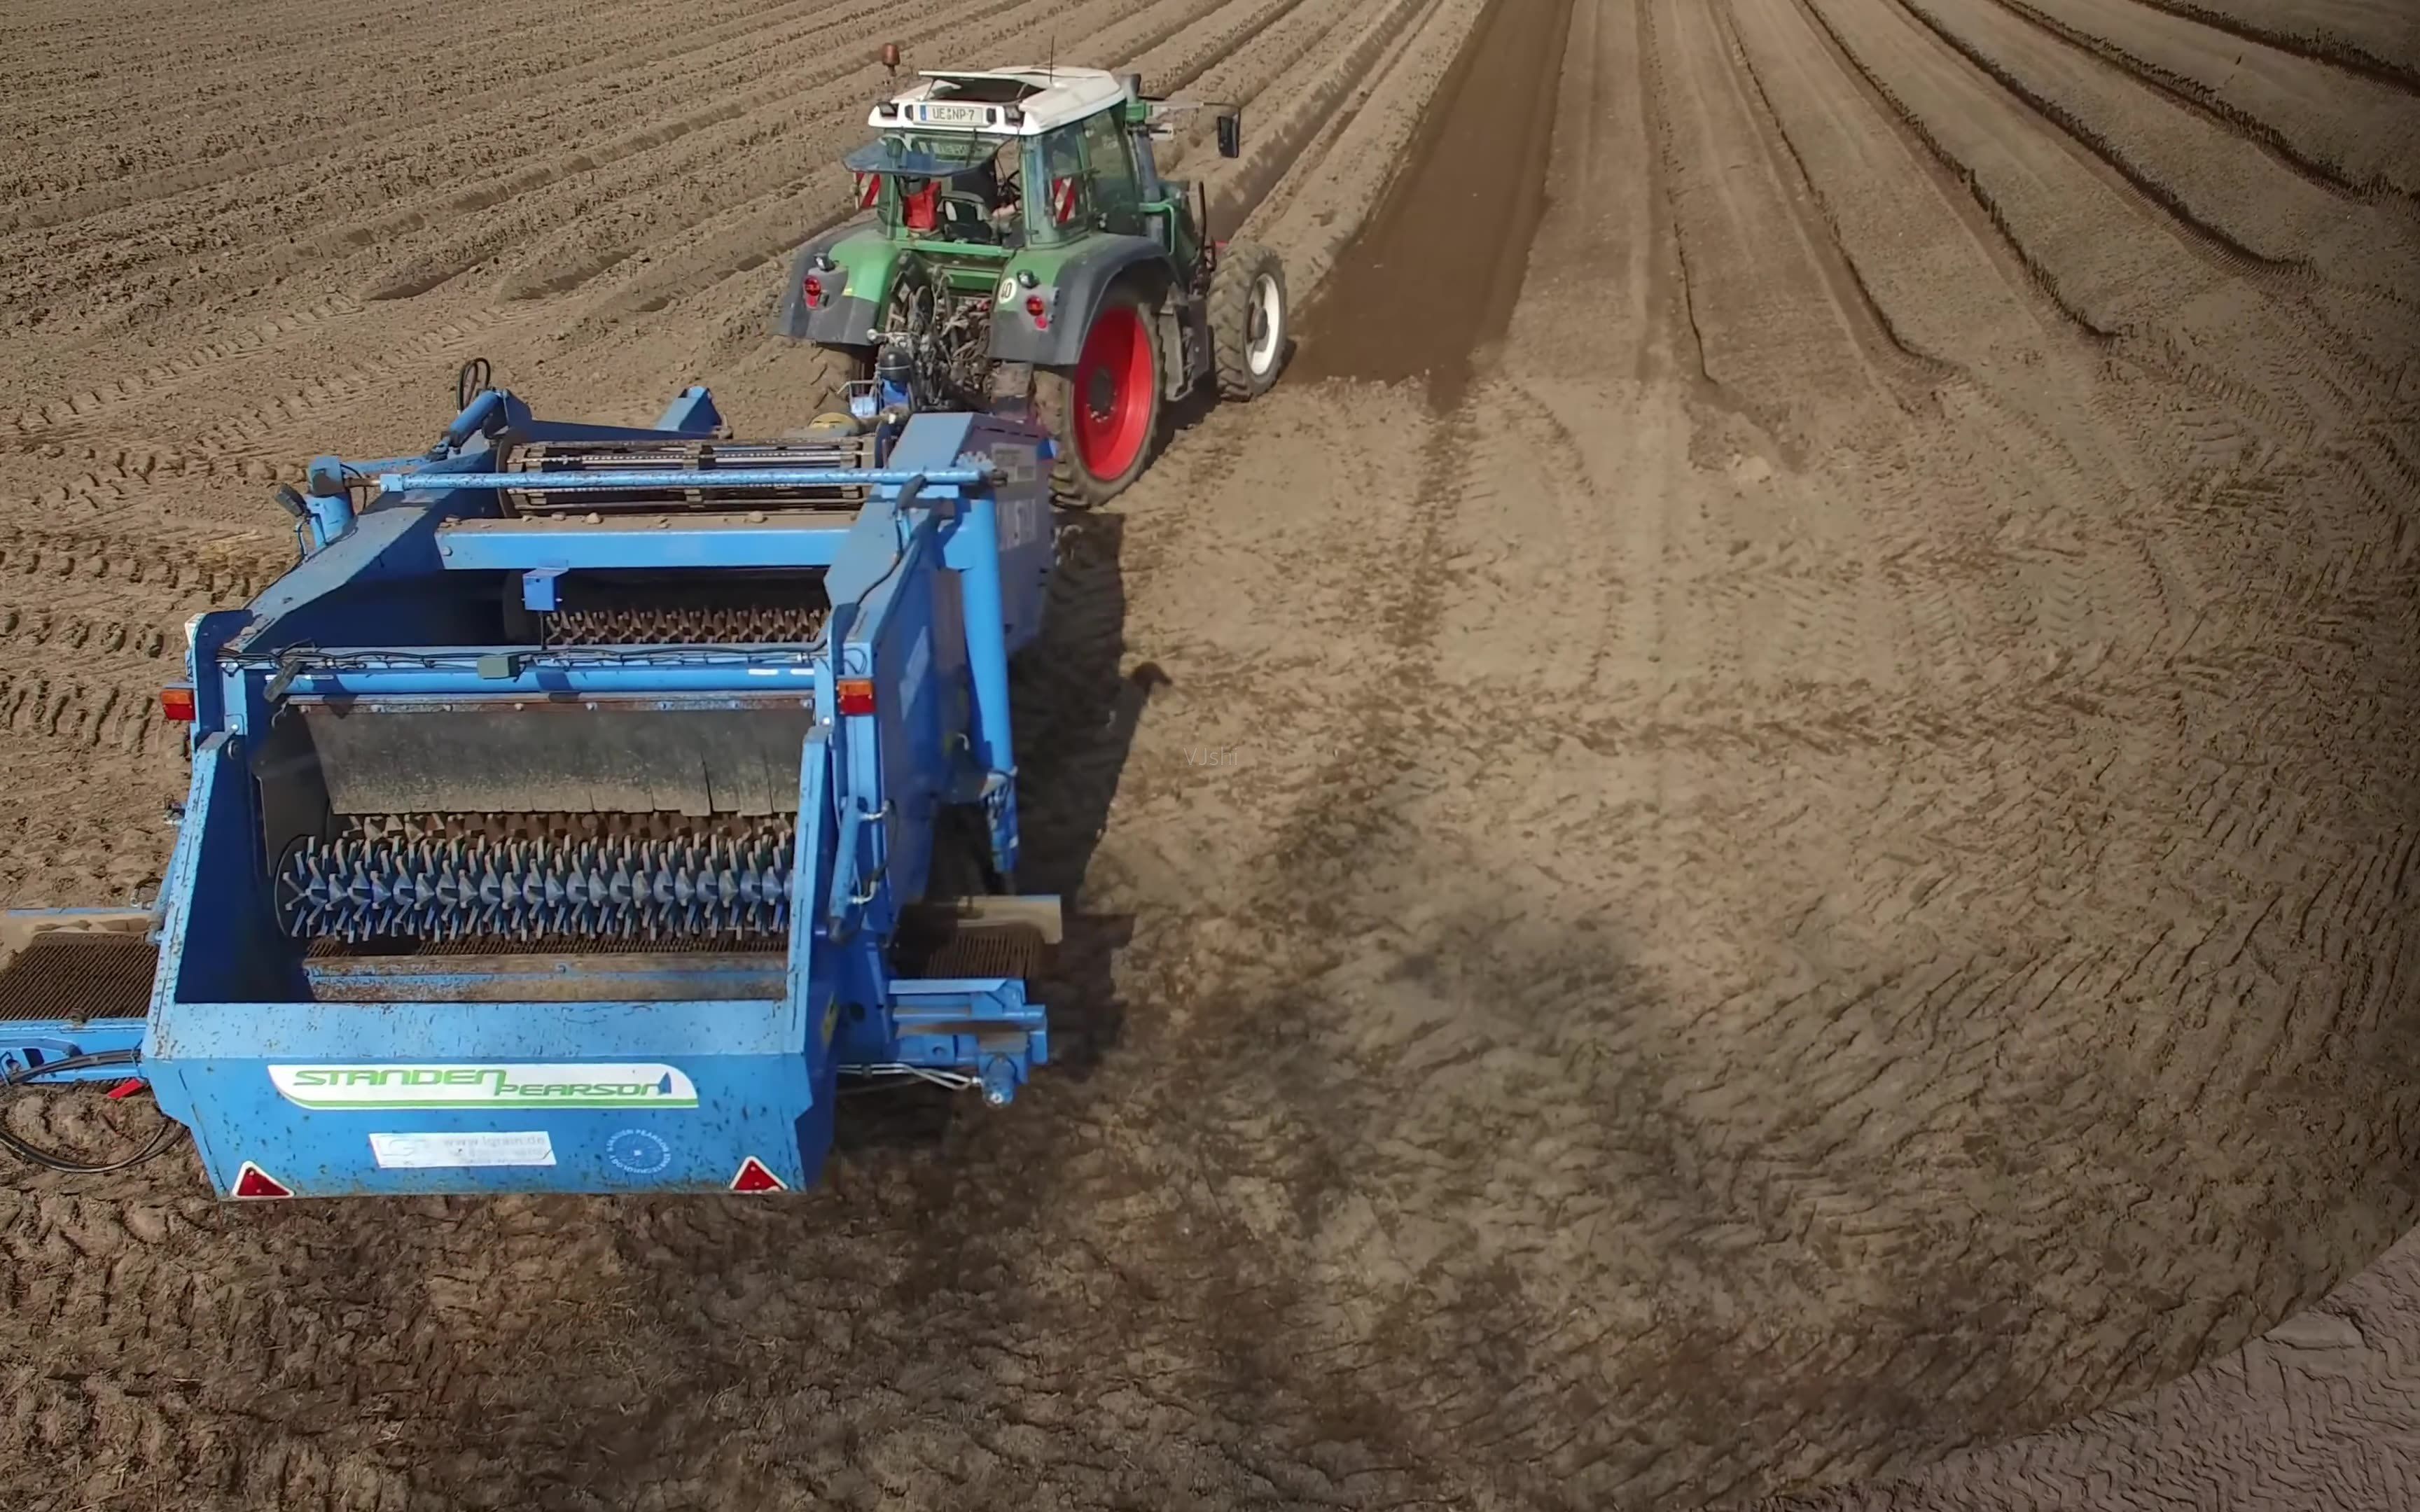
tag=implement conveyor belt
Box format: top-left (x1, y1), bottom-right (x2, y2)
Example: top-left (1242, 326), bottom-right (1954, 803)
top-left (501, 437), bottom-right (882, 514)
top-left (538, 573), bottom-right (832, 646)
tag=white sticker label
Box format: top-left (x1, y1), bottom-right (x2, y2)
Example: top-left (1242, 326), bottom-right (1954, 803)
top-left (270, 1063), bottom-right (699, 1110)
top-left (369, 1130), bottom-right (557, 1169)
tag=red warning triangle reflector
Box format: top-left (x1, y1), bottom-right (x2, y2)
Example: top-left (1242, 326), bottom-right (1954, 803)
top-left (232, 1162), bottom-right (293, 1199)
top-left (730, 1156), bottom-right (786, 1194)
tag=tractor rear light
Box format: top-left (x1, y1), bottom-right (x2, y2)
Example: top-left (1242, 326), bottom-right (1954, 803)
top-left (803, 275), bottom-right (824, 308)
top-left (730, 1156), bottom-right (786, 1193)
top-left (159, 684), bottom-right (195, 722)
top-left (232, 1162), bottom-right (293, 1199)
top-left (1024, 295), bottom-right (1048, 330)
top-left (837, 678), bottom-right (877, 716)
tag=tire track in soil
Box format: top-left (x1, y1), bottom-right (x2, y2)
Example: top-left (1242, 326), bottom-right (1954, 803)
top-left (1260, 0), bottom-right (1570, 925)
top-left (5, 298), bottom-right (366, 441)
top-left (4, 308), bottom-right (538, 476)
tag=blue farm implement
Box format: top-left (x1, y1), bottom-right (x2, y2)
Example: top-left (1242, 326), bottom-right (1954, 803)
top-left (0, 371), bottom-right (1062, 1198)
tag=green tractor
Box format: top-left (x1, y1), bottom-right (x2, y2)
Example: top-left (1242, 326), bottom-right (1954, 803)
top-left (772, 59), bottom-right (1290, 505)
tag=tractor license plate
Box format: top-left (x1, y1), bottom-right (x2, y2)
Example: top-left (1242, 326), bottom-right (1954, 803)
top-left (924, 103), bottom-right (988, 125)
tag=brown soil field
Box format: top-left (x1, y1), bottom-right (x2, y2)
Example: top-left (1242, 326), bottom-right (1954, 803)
top-left (5, 0), bottom-right (2420, 1507)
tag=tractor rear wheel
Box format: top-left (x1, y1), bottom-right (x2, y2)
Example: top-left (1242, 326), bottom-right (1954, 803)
top-left (1210, 239), bottom-right (1288, 400)
top-left (1034, 284), bottom-right (1161, 507)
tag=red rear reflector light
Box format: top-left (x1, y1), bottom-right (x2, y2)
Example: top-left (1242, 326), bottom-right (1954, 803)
top-left (160, 685), bottom-right (195, 722)
top-left (232, 1162), bottom-right (293, 1199)
top-left (106, 1078), bottom-right (146, 1100)
top-left (730, 1156), bottom-right (786, 1193)
top-left (803, 276), bottom-right (823, 308)
top-left (837, 678), bottom-right (876, 716)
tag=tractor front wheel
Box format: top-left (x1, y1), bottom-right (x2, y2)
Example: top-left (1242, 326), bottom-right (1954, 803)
top-left (1210, 239), bottom-right (1288, 400)
top-left (1034, 286), bottom-right (1161, 507)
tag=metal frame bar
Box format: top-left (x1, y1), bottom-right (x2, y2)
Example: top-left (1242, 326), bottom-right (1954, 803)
top-left (384, 468), bottom-right (989, 493)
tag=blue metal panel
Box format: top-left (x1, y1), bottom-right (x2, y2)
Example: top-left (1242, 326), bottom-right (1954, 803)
top-left (238, 507), bottom-right (448, 628)
top-left (950, 493), bottom-right (1017, 794)
top-left (653, 386), bottom-right (723, 434)
top-left (884, 412), bottom-right (981, 474)
top-left (183, 610), bottom-right (253, 741)
top-left (520, 566), bottom-right (565, 612)
top-left (144, 998), bottom-right (823, 1196)
top-left (786, 725), bottom-right (844, 1118)
top-left (434, 517), bottom-right (855, 572)
top-left (146, 734), bottom-right (291, 1007)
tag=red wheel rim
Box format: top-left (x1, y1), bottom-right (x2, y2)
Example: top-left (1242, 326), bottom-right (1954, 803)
top-left (1072, 305), bottom-right (1153, 479)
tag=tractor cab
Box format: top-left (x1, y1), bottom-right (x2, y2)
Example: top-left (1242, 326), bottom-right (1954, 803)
top-left (844, 134), bottom-right (1025, 246)
top-left (847, 69), bottom-right (1171, 255)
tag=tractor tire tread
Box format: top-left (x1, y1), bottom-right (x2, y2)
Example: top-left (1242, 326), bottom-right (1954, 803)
top-left (1209, 240), bottom-right (1287, 401)
top-left (1030, 281), bottom-right (1161, 508)
top-left (1027, 368), bottom-right (1090, 507)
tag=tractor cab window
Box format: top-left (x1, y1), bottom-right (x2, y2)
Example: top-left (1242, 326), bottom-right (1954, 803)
top-left (1027, 113), bottom-right (1145, 243)
top-left (1078, 109), bottom-right (1145, 236)
top-left (851, 132), bottom-right (1024, 244)
top-left (1030, 125), bottom-right (1089, 246)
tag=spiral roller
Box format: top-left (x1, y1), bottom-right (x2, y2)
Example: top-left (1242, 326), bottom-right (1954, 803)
top-left (277, 814), bottom-right (796, 946)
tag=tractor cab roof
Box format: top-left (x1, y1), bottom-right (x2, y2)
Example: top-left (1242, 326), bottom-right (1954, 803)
top-left (869, 66), bottom-right (1132, 137)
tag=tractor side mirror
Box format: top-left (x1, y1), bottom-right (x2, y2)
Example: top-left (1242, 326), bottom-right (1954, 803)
top-left (1216, 111), bottom-right (1242, 159)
